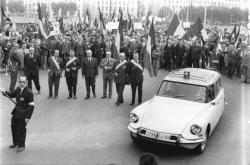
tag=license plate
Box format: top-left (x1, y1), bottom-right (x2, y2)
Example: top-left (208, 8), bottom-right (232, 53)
top-left (145, 130), bottom-right (157, 138)
top-left (157, 133), bottom-right (170, 141)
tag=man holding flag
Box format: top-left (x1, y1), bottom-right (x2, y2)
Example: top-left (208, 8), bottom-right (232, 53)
top-left (0, 76), bottom-right (34, 152)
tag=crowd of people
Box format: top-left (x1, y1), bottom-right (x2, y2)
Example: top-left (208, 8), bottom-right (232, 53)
top-left (1, 23), bottom-right (250, 100)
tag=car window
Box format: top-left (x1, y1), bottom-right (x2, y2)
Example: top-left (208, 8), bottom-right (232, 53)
top-left (214, 79), bottom-right (221, 97)
top-left (157, 81), bottom-right (207, 103)
top-left (207, 85), bottom-right (215, 102)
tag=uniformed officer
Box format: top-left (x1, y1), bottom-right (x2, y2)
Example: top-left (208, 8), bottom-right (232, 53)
top-left (65, 50), bottom-right (81, 99)
top-left (47, 50), bottom-right (64, 99)
top-left (112, 53), bottom-right (128, 106)
top-left (82, 49), bottom-right (98, 99)
top-left (1, 76), bottom-right (34, 152)
top-left (100, 51), bottom-right (116, 98)
top-left (127, 52), bottom-right (144, 105)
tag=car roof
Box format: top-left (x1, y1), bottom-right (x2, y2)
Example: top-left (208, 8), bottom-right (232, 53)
top-left (164, 68), bottom-right (221, 86)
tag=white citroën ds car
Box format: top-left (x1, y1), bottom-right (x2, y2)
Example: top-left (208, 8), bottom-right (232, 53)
top-left (128, 68), bottom-right (225, 154)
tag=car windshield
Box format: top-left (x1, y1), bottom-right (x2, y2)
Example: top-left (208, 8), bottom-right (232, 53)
top-left (157, 81), bottom-right (207, 103)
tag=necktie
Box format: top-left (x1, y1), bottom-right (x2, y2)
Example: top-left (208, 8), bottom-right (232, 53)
top-left (107, 58), bottom-right (110, 65)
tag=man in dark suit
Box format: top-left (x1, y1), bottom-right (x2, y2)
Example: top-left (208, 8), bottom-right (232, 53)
top-left (100, 51), bottom-right (116, 98)
top-left (1, 76), bottom-right (34, 152)
top-left (65, 50), bottom-right (81, 99)
top-left (47, 50), bottom-right (64, 99)
top-left (24, 47), bottom-right (41, 93)
top-left (112, 53), bottom-right (128, 106)
top-left (82, 49), bottom-right (98, 99)
top-left (127, 52), bottom-right (144, 105)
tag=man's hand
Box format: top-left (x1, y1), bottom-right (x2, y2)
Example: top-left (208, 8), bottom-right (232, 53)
top-left (25, 119), bottom-right (30, 124)
top-left (72, 67), bottom-right (76, 70)
top-left (66, 68), bottom-right (70, 72)
top-left (0, 88), bottom-right (6, 93)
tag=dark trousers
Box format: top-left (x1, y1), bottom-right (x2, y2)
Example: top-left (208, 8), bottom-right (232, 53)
top-left (9, 70), bottom-right (18, 93)
top-left (116, 83), bottom-right (125, 103)
top-left (85, 76), bottom-right (96, 97)
top-left (48, 74), bottom-right (60, 97)
top-left (103, 77), bottom-right (113, 97)
top-left (11, 117), bottom-right (26, 147)
top-left (131, 82), bottom-right (143, 104)
top-left (27, 72), bottom-right (40, 92)
top-left (66, 76), bottom-right (77, 97)
top-left (228, 62), bottom-right (235, 78)
top-left (193, 59), bottom-right (200, 68)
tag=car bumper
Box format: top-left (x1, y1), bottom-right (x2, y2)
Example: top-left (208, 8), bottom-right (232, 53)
top-left (128, 126), bottom-right (205, 150)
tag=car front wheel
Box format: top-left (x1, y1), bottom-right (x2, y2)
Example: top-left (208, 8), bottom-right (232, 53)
top-left (194, 131), bottom-right (208, 154)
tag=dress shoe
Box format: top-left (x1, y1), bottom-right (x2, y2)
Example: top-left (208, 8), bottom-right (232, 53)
top-left (9, 144), bottom-right (18, 148)
top-left (115, 102), bottom-right (120, 106)
top-left (101, 96), bottom-right (107, 99)
top-left (38, 91), bottom-right (41, 94)
top-left (93, 94), bottom-right (96, 98)
top-left (47, 96), bottom-right (52, 99)
top-left (53, 96), bottom-right (58, 99)
top-left (84, 96), bottom-right (90, 100)
top-left (16, 147), bottom-right (25, 152)
top-left (130, 103), bottom-right (135, 106)
top-left (67, 96), bottom-right (72, 99)
top-left (108, 96), bottom-right (112, 98)
top-left (74, 96), bottom-right (77, 99)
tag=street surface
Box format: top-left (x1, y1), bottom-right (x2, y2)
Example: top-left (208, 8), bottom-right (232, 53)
top-left (0, 68), bottom-right (249, 165)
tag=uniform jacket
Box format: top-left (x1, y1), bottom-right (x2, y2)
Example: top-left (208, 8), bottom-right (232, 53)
top-left (48, 56), bottom-right (64, 77)
top-left (127, 60), bottom-right (144, 83)
top-left (82, 57), bottom-right (98, 77)
top-left (112, 60), bottom-right (128, 84)
top-left (4, 86), bottom-right (34, 119)
top-left (100, 57), bottom-right (116, 79)
top-left (24, 53), bottom-right (40, 76)
top-left (65, 56), bottom-right (81, 78)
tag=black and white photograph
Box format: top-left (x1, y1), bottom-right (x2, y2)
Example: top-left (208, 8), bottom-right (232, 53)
top-left (0, 0), bottom-right (250, 164)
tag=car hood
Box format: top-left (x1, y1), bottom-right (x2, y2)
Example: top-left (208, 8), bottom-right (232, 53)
top-left (140, 96), bottom-right (208, 134)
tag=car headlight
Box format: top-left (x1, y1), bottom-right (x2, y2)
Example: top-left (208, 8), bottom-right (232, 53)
top-left (190, 124), bottom-right (202, 135)
top-left (129, 113), bottom-right (139, 123)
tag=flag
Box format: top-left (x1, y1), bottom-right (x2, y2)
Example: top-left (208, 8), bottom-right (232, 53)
top-left (44, 9), bottom-right (53, 35)
top-left (58, 8), bottom-right (62, 18)
top-left (1, 6), bottom-right (12, 29)
top-left (114, 8), bottom-right (124, 60)
top-left (144, 19), bottom-right (154, 77)
top-left (58, 17), bottom-right (64, 34)
top-left (128, 11), bottom-right (134, 31)
top-left (143, 9), bottom-right (151, 29)
top-left (85, 9), bottom-right (91, 25)
top-left (166, 14), bottom-right (180, 36)
top-left (229, 24), bottom-right (237, 44)
top-left (111, 7), bottom-right (116, 22)
top-left (78, 10), bottom-right (81, 23)
top-left (173, 23), bottom-right (185, 37)
top-left (37, 3), bottom-right (48, 38)
top-left (94, 17), bottom-right (99, 28)
top-left (182, 17), bottom-right (203, 41)
top-left (234, 25), bottom-right (241, 48)
top-left (98, 7), bottom-right (106, 35)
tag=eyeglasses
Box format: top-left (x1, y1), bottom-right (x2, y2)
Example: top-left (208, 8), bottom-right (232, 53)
top-left (19, 81), bottom-right (26, 83)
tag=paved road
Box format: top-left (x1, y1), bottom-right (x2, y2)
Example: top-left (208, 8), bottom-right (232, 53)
top-left (0, 69), bottom-right (249, 165)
